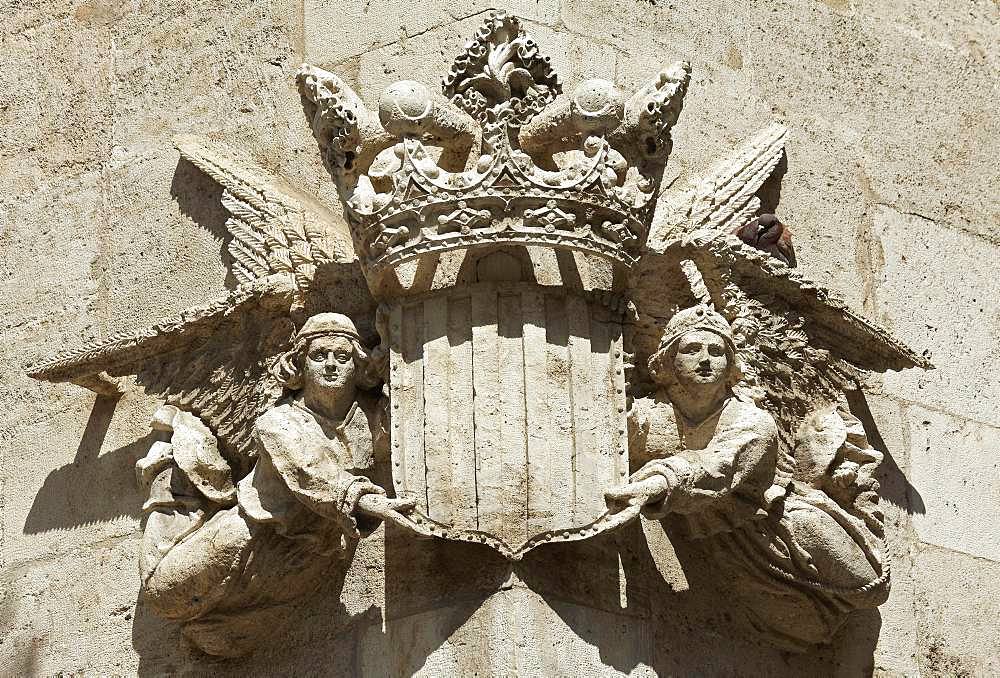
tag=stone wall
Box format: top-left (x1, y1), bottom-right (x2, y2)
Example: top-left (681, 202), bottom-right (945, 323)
top-left (1, 1), bottom-right (997, 675)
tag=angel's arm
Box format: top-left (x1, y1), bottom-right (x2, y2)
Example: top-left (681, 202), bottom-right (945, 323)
top-left (631, 409), bottom-right (778, 519)
top-left (253, 409), bottom-right (384, 525)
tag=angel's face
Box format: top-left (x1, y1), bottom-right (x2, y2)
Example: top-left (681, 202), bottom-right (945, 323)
top-left (672, 330), bottom-right (729, 388)
top-left (303, 335), bottom-right (357, 393)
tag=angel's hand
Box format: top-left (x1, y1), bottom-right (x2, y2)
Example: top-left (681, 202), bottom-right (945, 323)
top-left (604, 475), bottom-right (670, 512)
top-left (356, 493), bottom-right (418, 528)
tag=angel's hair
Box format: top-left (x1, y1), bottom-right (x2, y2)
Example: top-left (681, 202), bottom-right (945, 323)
top-left (271, 333), bottom-right (380, 391)
top-left (647, 333), bottom-right (744, 391)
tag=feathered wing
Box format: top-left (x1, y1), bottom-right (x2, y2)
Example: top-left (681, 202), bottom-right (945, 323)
top-left (630, 124), bottom-right (790, 373)
top-left (135, 296), bottom-right (296, 476)
top-left (173, 135), bottom-right (353, 297)
top-left (29, 138), bottom-right (376, 474)
top-left (632, 119), bottom-right (926, 394)
top-left (633, 120), bottom-right (927, 538)
top-left (28, 278), bottom-right (297, 473)
top-left (648, 123), bottom-right (787, 247)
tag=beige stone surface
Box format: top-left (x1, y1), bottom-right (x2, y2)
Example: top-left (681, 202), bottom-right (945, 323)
top-left (304, 1), bottom-right (561, 67)
top-left (2, 1), bottom-right (998, 676)
top-left (912, 544), bottom-right (1000, 677)
top-left (906, 407), bottom-right (1000, 562)
top-left (875, 206), bottom-right (1000, 427)
top-left (357, 586), bottom-right (656, 677)
top-left (0, 391), bottom-right (146, 569)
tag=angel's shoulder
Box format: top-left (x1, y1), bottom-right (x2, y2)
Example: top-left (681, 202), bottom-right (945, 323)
top-left (723, 396), bottom-right (778, 436)
top-left (253, 401), bottom-right (311, 439)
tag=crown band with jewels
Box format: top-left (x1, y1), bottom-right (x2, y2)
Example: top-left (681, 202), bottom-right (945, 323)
top-left (297, 11), bottom-right (690, 281)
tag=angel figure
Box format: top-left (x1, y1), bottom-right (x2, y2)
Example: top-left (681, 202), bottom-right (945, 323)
top-left (136, 312), bottom-right (414, 657)
top-left (607, 305), bottom-right (889, 650)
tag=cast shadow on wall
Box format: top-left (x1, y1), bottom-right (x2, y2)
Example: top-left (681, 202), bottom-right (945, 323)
top-left (525, 525), bottom-right (882, 676)
top-left (124, 521), bottom-right (883, 676)
top-left (23, 149), bottom-right (918, 673)
top-left (22, 157), bottom-right (234, 535)
top-left (23, 155), bottom-right (253, 533)
top-left (26, 381), bottom-right (902, 670)
top-left (848, 389), bottom-right (925, 515)
top-left (169, 156), bottom-right (239, 288)
top-left (23, 364), bottom-right (910, 673)
top-left (20, 339), bottom-right (919, 670)
top-left (128, 530), bottom-right (513, 677)
top-left (23, 395), bottom-right (146, 533)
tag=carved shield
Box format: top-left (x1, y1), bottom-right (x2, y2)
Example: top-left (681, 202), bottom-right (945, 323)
top-left (387, 282), bottom-right (630, 558)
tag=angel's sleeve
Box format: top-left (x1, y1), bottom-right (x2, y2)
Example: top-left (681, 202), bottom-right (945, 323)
top-left (633, 404), bottom-right (778, 529)
top-left (252, 407), bottom-right (384, 527)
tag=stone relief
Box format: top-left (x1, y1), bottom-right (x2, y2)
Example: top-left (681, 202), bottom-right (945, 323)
top-left (134, 313), bottom-right (414, 656)
top-left (26, 11), bottom-right (930, 658)
top-left (609, 305), bottom-right (889, 650)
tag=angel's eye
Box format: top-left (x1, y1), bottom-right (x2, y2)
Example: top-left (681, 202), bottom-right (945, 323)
top-left (680, 344), bottom-right (701, 354)
top-left (310, 351), bottom-right (327, 361)
top-left (708, 345), bottom-right (726, 357)
top-left (335, 352), bottom-right (351, 363)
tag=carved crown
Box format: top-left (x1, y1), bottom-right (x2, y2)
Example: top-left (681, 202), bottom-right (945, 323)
top-left (298, 12), bottom-right (689, 282)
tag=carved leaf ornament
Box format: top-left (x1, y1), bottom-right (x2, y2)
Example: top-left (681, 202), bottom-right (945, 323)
top-left (443, 13), bottom-right (560, 130)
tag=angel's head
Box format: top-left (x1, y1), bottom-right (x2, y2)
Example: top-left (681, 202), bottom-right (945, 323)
top-left (272, 313), bottom-right (380, 397)
top-left (648, 305), bottom-right (742, 393)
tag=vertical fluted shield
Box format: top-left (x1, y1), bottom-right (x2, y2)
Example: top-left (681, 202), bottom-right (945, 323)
top-left (387, 282), bottom-right (629, 558)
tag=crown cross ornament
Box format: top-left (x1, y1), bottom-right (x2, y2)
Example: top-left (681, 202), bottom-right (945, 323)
top-left (25, 11), bottom-right (930, 657)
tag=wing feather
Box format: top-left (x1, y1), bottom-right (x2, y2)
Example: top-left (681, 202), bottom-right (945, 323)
top-left (174, 134), bottom-right (349, 294)
top-left (134, 302), bottom-right (294, 473)
top-left (649, 123), bottom-right (786, 246)
top-left (220, 193), bottom-right (272, 283)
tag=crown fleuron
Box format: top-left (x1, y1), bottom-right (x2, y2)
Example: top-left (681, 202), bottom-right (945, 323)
top-left (298, 11), bottom-right (690, 285)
